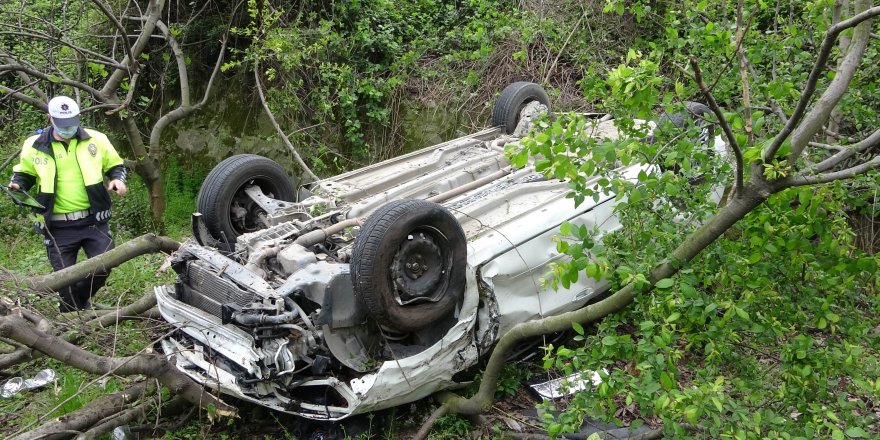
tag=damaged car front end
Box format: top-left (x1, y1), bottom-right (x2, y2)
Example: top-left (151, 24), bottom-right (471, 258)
top-left (155, 83), bottom-right (726, 420)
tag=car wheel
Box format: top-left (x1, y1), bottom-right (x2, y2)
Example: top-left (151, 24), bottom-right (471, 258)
top-left (197, 154), bottom-right (296, 250)
top-left (351, 199), bottom-right (466, 332)
top-left (492, 82), bottom-right (551, 134)
top-left (656, 101), bottom-right (715, 149)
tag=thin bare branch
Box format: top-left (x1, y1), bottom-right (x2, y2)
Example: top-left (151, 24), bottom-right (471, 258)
top-left (148, 34), bottom-right (227, 150)
top-left (0, 54), bottom-right (48, 101)
top-left (0, 64), bottom-right (103, 98)
top-left (543, 15), bottom-right (583, 85)
top-left (763, 3), bottom-right (880, 162)
top-left (154, 20), bottom-right (191, 107)
top-left (690, 56), bottom-right (745, 195)
top-left (104, 71), bottom-right (140, 115)
top-left (736, 0), bottom-right (754, 147)
top-left (0, 85), bottom-right (47, 110)
top-left (254, 62), bottom-right (320, 182)
top-left (776, 154), bottom-right (880, 188)
top-left (809, 141), bottom-right (845, 151)
top-left (808, 127), bottom-right (880, 173)
top-left (102, 0), bottom-right (165, 97)
top-left (8, 382), bottom-right (154, 440)
top-left (0, 30), bottom-right (124, 69)
top-left (89, 0), bottom-right (136, 73)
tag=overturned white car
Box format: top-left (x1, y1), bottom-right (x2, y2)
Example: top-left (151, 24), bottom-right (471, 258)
top-left (156, 83), bottom-right (725, 420)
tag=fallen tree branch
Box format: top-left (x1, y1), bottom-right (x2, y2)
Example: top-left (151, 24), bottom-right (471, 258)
top-left (76, 394), bottom-right (187, 440)
top-left (415, 182), bottom-right (771, 435)
top-left (88, 289), bottom-right (157, 328)
top-left (21, 234), bottom-right (178, 294)
top-left (9, 381), bottom-right (154, 440)
top-left (413, 403), bottom-right (450, 440)
top-left (0, 312), bottom-right (235, 416)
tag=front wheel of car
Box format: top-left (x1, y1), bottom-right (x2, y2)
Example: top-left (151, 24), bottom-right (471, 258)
top-left (351, 199), bottom-right (466, 332)
top-left (197, 154), bottom-right (296, 251)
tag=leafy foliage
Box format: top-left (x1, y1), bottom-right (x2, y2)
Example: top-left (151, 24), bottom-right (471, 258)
top-left (508, 0), bottom-right (880, 438)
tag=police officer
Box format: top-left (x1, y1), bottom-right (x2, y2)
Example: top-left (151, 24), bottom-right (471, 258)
top-left (8, 96), bottom-right (127, 312)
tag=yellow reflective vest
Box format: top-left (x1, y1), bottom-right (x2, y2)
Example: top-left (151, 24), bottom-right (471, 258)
top-left (11, 127), bottom-right (126, 228)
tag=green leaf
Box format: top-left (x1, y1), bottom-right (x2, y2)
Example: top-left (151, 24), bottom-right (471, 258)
top-left (735, 307), bottom-right (749, 320)
top-left (845, 427), bottom-right (868, 438)
top-left (666, 312), bottom-right (681, 323)
top-left (560, 221), bottom-right (572, 236)
top-left (572, 322), bottom-right (585, 335)
top-left (602, 335), bottom-right (617, 346)
top-left (684, 405), bottom-right (700, 424)
top-left (655, 278), bottom-right (675, 289)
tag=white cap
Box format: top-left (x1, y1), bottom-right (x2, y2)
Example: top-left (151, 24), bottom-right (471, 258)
top-left (48, 96), bottom-right (81, 127)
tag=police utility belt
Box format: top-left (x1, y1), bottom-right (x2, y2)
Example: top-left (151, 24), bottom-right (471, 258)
top-left (50, 209), bottom-right (92, 221)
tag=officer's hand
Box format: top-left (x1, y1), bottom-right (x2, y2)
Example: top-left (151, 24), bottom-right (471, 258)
top-left (108, 179), bottom-right (127, 196)
top-left (7, 182), bottom-right (20, 191)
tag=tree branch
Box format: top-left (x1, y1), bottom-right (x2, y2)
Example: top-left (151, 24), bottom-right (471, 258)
top-left (21, 234), bottom-right (178, 294)
top-left (148, 34), bottom-right (227, 151)
top-left (808, 127), bottom-right (880, 173)
top-left (0, 30), bottom-right (124, 69)
top-left (690, 56), bottom-right (745, 196)
top-left (89, 0), bottom-right (136, 75)
top-left (0, 53), bottom-right (48, 101)
top-left (736, 0), bottom-right (754, 148)
top-left (254, 62), bottom-right (320, 182)
top-left (0, 85), bottom-right (47, 110)
top-left (775, 154), bottom-right (880, 188)
top-left (76, 395), bottom-right (187, 440)
top-left (154, 20), bottom-right (190, 107)
top-left (763, 3), bottom-right (880, 162)
top-left (8, 382), bottom-right (154, 440)
top-left (0, 312), bottom-right (235, 416)
top-left (102, 0), bottom-right (165, 96)
top-left (0, 64), bottom-right (103, 97)
top-left (432, 186), bottom-right (770, 420)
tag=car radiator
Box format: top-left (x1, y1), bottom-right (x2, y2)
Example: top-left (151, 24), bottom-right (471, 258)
top-left (179, 261), bottom-right (256, 318)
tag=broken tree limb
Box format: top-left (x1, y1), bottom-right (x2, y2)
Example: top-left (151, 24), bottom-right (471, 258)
top-left (414, 183), bottom-right (771, 439)
top-left (0, 312), bottom-right (235, 416)
top-left (9, 381), bottom-right (154, 440)
top-left (88, 289), bottom-right (157, 328)
top-left (21, 234), bottom-right (178, 294)
top-left (76, 394), bottom-right (187, 440)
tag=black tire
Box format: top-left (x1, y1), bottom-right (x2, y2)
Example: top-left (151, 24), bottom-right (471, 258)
top-left (492, 82), bottom-right (551, 134)
top-left (655, 101), bottom-right (714, 148)
top-left (197, 154), bottom-right (296, 250)
top-left (351, 199), bottom-right (466, 332)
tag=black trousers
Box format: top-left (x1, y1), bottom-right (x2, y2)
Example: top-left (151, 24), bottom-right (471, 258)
top-left (43, 222), bottom-right (115, 312)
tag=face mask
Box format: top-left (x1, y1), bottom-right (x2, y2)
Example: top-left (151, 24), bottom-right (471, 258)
top-left (53, 125), bottom-right (79, 139)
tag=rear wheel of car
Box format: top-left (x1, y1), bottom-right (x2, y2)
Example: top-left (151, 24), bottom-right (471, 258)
top-left (655, 101), bottom-right (714, 149)
top-left (351, 199), bottom-right (466, 332)
top-left (492, 82), bottom-right (551, 134)
top-left (197, 154), bottom-right (296, 251)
